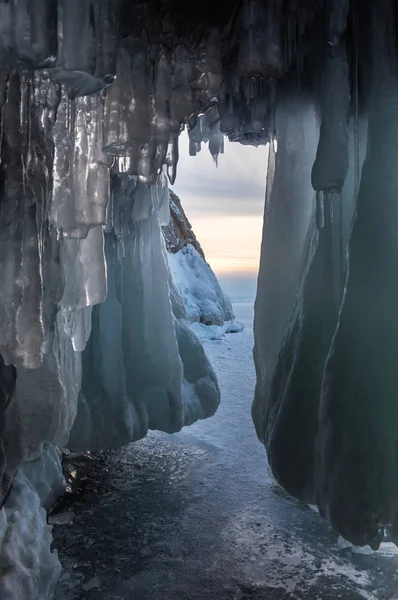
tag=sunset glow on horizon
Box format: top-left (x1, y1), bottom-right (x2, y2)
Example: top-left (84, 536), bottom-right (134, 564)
top-left (187, 214), bottom-right (263, 276)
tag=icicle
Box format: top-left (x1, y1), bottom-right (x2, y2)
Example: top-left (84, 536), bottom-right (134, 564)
top-left (51, 93), bottom-right (112, 239)
top-left (60, 226), bottom-right (107, 310)
top-left (311, 44), bottom-right (350, 194)
top-left (166, 134), bottom-right (179, 185)
top-left (169, 46), bottom-right (194, 133)
top-left (152, 48), bottom-right (171, 145)
top-left (209, 133), bottom-right (224, 165)
top-left (190, 28), bottom-right (222, 107)
top-left (103, 37), bottom-right (151, 156)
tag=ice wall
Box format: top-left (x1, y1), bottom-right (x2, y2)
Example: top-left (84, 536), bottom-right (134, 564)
top-left (253, 0), bottom-right (398, 551)
top-left (68, 173), bottom-right (220, 451)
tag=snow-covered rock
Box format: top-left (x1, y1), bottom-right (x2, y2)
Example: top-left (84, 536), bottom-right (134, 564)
top-left (163, 190), bottom-right (206, 259)
top-left (164, 189), bottom-right (243, 336)
top-left (169, 244), bottom-right (234, 325)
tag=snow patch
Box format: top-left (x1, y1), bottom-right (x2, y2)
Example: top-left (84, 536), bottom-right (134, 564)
top-left (191, 320), bottom-right (244, 341)
top-left (337, 536), bottom-right (398, 556)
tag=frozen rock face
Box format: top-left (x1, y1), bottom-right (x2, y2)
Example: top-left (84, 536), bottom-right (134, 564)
top-left (163, 190), bottom-right (205, 259)
top-left (169, 246), bottom-right (234, 326)
top-left (163, 189), bottom-right (235, 328)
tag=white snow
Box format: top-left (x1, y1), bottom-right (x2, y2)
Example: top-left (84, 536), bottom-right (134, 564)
top-left (0, 471), bottom-right (61, 600)
top-left (191, 320), bottom-right (244, 341)
top-left (337, 536), bottom-right (398, 556)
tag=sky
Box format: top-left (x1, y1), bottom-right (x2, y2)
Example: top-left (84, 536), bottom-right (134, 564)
top-left (172, 131), bottom-right (268, 300)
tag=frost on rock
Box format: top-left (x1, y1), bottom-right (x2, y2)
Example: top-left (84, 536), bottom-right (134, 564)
top-left (163, 189), bottom-right (239, 330)
top-left (0, 471), bottom-right (61, 600)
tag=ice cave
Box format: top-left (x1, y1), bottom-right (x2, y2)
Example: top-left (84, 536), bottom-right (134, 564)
top-left (0, 0), bottom-right (397, 598)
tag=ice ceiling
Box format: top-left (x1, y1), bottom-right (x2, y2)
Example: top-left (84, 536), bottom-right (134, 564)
top-left (0, 0), bottom-right (396, 553)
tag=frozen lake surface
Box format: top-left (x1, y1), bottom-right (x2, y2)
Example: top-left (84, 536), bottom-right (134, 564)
top-left (55, 303), bottom-right (396, 599)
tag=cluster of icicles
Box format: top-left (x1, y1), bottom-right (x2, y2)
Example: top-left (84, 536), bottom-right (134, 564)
top-left (0, 1), bottom-right (241, 509)
top-left (0, 0), bottom-right (279, 508)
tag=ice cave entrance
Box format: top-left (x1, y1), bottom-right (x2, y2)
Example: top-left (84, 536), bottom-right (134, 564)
top-left (173, 129), bottom-right (268, 309)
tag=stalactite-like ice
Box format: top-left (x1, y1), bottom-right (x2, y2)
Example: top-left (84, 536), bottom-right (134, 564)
top-left (51, 93), bottom-right (111, 239)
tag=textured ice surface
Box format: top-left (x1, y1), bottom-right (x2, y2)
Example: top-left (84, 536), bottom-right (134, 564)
top-left (0, 471), bottom-right (61, 600)
top-left (316, 3), bottom-right (398, 549)
top-left (252, 0), bottom-right (398, 551)
top-left (22, 445), bottom-right (65, 510)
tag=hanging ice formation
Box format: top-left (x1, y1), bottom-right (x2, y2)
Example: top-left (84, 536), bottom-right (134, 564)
top-left (0, 2), bottom-right (397, 593)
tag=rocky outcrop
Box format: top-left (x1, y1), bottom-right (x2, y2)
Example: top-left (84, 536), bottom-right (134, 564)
top-left (163, 190), bottom-right (240, 336)
top-left (163, 190), bottom-right (205, 260)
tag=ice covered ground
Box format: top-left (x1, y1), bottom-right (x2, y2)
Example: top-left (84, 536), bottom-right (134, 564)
top-left (54, 303), bottom-right (397, 600)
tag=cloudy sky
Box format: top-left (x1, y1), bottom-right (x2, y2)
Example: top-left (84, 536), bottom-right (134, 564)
top-left (172, 131), bottom-right (268, 300)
